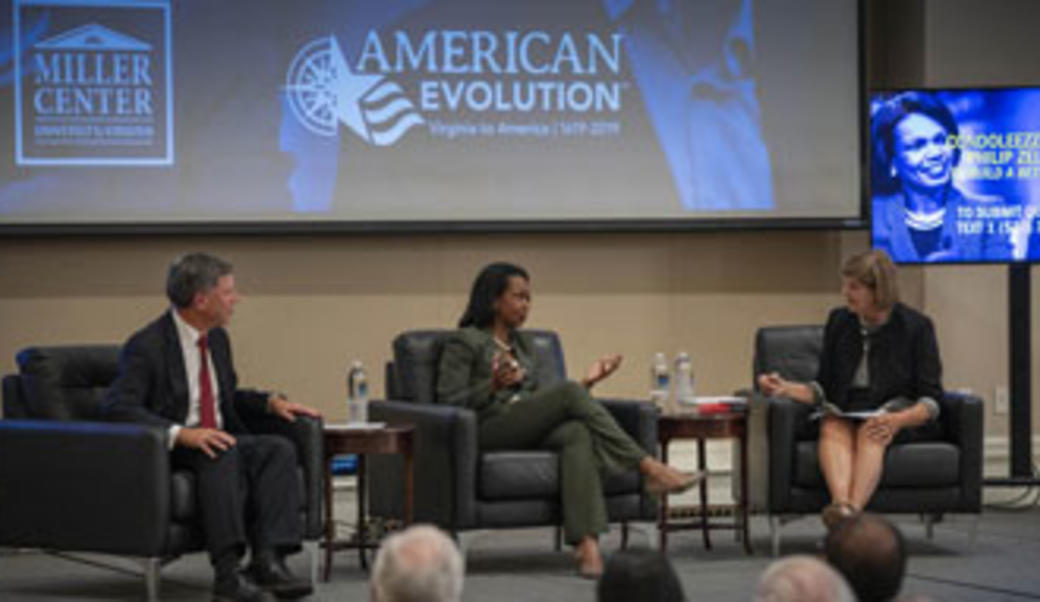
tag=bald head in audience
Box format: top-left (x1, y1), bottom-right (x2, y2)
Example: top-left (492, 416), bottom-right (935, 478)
top-left (825, 512), bottom-right (907, 602)
top-left (371, 525), bottom-right (465, 602)
top-left (754, 554), bottom-right (856, 602)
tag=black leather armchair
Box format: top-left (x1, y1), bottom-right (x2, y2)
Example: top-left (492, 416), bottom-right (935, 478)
top-left (0, 345), bottom-right (323, 601)
top-left (368, 329), bottom-right (657, 548)
top-left (741, 325), bottom-right (984, 555)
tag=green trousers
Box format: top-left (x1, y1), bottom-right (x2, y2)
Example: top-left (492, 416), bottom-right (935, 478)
top-left (478, 380), bottom-right (649, 544)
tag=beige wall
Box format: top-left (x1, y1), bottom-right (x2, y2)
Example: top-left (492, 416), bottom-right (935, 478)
top-left (0, 214), bottom-right (1028, 442)
top-left (2, 230), bottom-right (886, 421)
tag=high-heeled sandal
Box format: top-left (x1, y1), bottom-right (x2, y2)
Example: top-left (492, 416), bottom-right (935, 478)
top-left (821, 501), bottom-right (859, 530)
top-left (644, 469), bottom-right (706, 496)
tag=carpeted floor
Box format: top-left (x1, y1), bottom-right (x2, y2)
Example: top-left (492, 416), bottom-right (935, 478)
top-left (2, 504), bottom-right (1040, 601)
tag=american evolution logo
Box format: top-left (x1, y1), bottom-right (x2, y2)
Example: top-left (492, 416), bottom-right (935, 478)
top-left (14, 0), bottom-right (173, 165)
top-left (285, 29), bottom-right (628, 146)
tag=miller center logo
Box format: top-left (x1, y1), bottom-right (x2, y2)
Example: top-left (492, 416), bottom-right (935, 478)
top-left (14, 0), bottom-right (173, 166)
top-left (285, 35), bottom-right (424, 146)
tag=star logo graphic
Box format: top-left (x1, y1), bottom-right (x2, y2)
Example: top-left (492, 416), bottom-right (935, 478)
top-left (285, 35), bottom-right (424, 145)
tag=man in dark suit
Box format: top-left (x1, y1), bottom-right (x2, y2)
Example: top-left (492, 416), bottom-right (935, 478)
top-left (104, 253), bottom-right (320, 602)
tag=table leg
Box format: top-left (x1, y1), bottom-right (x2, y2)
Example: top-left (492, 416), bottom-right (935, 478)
top-left (658, 440), bottom-right (669, 551)
top-left (322, 454), bottom-right (334, 582)
top-left (698, 437), bottom-right (711, 550)
top-left (403, 440), bottom-right (414, 525)
top-left (740, 429), bottom-right (753, 554)
top-left (357, 454), bottom-right (368, 571)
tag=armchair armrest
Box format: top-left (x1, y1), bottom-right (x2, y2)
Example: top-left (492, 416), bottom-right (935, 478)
top-left (768, 396), bottom-right (815, 509)
top-left (938, 392), bottom-right (984, 511)
top-left (368, 400), bottom-right (479, 529)
top-left (0, 419), bottom-right (170, 556)
top-left (740, 393), bottom-right (815, 512)
top-left (241, 413), bottom-right (324, 539)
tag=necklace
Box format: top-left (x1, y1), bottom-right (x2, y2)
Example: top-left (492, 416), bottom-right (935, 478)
top-left (493, 335), bottom-right (512, 352)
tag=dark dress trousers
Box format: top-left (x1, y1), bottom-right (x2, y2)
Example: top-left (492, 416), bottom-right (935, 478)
top-left (103, 311), bottom-right (302, 558)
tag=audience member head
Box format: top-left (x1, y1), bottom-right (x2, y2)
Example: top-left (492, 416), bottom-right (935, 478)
top-left (371, 524), bottom-right (464, 602)
top-left (825, 512), bottom-right (908, 602)
top-left (597, 549), bottom-right (686, 602)
top-left (166, 252), bottom-right (237, 329)
top-left (458, 262), bottom-right (530, 328)
top-left (754, 554), bottom-right (856, 602)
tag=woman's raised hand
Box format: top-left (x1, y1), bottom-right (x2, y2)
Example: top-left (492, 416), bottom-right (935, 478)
top-left (491, 351), bottom-right (525, 391)
top-left (583, 354), bottom-right (622, 388)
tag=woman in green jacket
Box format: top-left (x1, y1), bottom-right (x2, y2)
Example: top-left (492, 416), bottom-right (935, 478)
top-left (437, 262), bottom-right (695, 578)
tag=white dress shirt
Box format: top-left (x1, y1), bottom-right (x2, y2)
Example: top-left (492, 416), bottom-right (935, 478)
top-left (168, 309), bottom-right (223, 448)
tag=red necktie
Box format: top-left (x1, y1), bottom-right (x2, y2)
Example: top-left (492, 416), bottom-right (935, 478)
top-left (197, 334), bottom-right (217, 429)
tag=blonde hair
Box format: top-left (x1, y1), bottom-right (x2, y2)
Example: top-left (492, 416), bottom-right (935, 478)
top-left (840, 249), bottom-right (899, 311)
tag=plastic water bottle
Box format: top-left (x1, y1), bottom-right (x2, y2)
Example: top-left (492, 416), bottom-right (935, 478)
top-left (650, 352), bottom-right (671, 409)
top-left (674, 352), bottom-right (695, 407)
top-left (347, 361), bottom-right (369, 424)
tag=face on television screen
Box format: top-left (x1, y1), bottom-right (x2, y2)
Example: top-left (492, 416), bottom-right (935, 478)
top-left (0, 0), bottom-right (861, 231)
top-left (869, 88), bottom-right (1040, 264)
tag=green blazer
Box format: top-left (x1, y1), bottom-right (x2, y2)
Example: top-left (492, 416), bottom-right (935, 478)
top-left (436, 326), bottom-right (541, 422)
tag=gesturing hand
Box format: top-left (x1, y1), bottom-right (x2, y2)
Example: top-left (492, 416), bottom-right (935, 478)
top-left (176, 427), bottom-right (237, 459)
top-left (491, 351), bottom-right (526, 391)
top-left (583, 354), bottom-right (622, 389)
top-left (757, 372), bottom-right (787, 397)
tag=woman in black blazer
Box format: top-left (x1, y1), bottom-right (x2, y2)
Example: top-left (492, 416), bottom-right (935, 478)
top-left (757, 249), bottom-right (943, 528)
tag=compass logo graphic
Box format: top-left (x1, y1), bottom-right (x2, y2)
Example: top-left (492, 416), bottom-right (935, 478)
top-left (285, 36), bottom-right (424, 145)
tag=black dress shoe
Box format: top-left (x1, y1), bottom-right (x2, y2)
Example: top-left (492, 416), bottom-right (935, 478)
top-left (245, 558), bottom-right (313, 600)
top-left (213, 573), bottom-right (277, 602)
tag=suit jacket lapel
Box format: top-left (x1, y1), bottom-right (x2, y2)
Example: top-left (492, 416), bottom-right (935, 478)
top-left (161, 311), bottom-right (190, 423)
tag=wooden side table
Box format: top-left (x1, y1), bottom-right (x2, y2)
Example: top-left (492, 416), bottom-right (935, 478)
top-left (657, 410), bottom-right (752, 554)
top-left (322, 424), bottom-right (414, 580)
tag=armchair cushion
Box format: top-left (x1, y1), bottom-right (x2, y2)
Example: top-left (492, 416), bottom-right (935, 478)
top-left (480, 451), bottom-right (558, 499)
top-left (170, 470), bottom-right (197, 523)
top-left (478, 450), bottom-right (644, 500)
top-left (16, 346), bottom-right (121, 420)
top-left (792, 441), bottom-right (961, 489)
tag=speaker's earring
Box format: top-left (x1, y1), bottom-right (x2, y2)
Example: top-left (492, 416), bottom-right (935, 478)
top-left (890, 165), bottom-right (897, 178)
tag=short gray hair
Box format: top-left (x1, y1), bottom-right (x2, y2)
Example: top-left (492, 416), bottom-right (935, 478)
top-left (755, 555), bottom-right (856, 602)
top-left (371, 525), bottom-right (464, 602)
top-left (165, 253), bottom-right (233, 308)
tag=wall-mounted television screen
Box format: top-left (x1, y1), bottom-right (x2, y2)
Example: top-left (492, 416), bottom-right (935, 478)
top-left (0, 0), bottom-right (861, 231)
top-left (869, 87), bottom-right (1040, 264)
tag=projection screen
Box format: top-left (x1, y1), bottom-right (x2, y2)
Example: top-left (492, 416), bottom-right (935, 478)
top-left (0, 0), bottom-right (863, 230)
